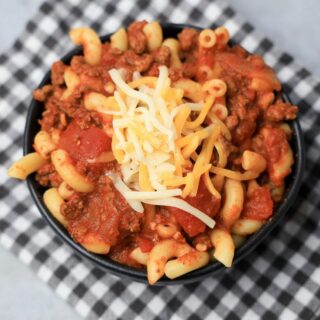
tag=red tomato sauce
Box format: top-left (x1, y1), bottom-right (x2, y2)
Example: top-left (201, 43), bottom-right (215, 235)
top-left (137, 236), bottom-right (154, 252)
top-left (263, 127), bottom-right (289, 164)
top-left (58, 121), bottom-right (111, 162)
top-left (242, 187), bottom-right (273, 220)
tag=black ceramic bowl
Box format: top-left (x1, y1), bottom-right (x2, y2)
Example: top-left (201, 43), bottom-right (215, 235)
top-left (24, 23), bottom-right (304, 285)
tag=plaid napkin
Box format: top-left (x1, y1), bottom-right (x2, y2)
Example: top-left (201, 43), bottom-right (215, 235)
top-left (1, 0), bottom-right (320, 319)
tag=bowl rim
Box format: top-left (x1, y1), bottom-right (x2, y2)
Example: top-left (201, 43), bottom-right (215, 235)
top-left (24, 22), bottom-right (305, 285)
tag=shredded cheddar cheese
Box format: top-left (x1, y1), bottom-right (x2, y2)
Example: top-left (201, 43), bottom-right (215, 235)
top-left (100, 66), bottom-right (231, 228)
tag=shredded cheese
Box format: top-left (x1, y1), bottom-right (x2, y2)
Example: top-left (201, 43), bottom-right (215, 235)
top-left (101, 66), bottom-right (225, 229)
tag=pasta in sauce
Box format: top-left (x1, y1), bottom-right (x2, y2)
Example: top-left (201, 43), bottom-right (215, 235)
top-left (8, 21), bottom-right (298, 284)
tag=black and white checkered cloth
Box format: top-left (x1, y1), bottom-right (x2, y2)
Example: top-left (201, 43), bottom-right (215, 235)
top-left (1, 0), bottom-right (320, 319)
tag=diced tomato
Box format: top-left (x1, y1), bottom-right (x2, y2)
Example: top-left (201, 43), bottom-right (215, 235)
top-left (242, 186), bottom-right (273, 220)
top-left (167, 181), bottom-right (220, 237)
top-left (137, 236), bottom-right (154, 253)
top-left (59, 121), bottom-right (111, 162)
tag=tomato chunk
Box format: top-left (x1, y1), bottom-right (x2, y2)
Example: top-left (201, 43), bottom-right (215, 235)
top-left (167, 181), bottom-right (220, 237)
top-left (137, 236), bottom-right (154, 253)
top-left (59, 121), bottom-right (111, 161)
top-left (242, 186), bottom-right (273, 220)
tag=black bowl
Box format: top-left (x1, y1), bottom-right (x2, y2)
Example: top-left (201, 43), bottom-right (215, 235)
top-left (24, 23), bottom-right (305, 285)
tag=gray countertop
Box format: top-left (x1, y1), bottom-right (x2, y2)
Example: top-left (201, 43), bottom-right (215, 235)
top-left (1, 1), bottom-right (319, 319)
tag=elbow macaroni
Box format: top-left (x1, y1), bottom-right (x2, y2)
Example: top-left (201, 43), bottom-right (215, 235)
top-left (110, 27), bottom-right (128, 52)
top-left (61, 68), bottom-right (80, 100)
top-left (214, 26), bottom-right (229, 45)
top-left (242, 150), bottom-right (267, 173)
top-left (165, 251), bottom-right (209, 279)
top-left (34, 130), bottom-right (57, 159)
top-left (162, 38), bottom-right (182, 68)
top-left (84, 92), bottom-right (119, 115)
top-left (58, 181), bottom-right (74, 200)
top-left (199, 29), bottom-right (217, 48)
top-left (155, 223), bottom-right (178, 239)
top-left (173, 79), bottom-right (204, 102)
top-left (43, 188), bottom-right (67, 226)
top-left (232, 219), bottom-right (265, 236)
top-left (69, 27), bottom-right (102, 65)
top-left (81, 233), bottom-right (111, 254)
top-left (210, 228), bottom-right (235, 267)
top-left (130, 247), bottom-right (149, 265)
top-left (51, 149), bottom-right (94, 193)
top-left (270, 146), bottom-right (294, 187)
top-left (202, 79), bottom-right (227, 97)
top-left (143, 21), bottom-right (163, 51)
top-left (147, 239), bottom-right (191, 284)
top-left (219, 178), bottom-right (244, 228)
top-left (8, 152), bottom-right (45, 180)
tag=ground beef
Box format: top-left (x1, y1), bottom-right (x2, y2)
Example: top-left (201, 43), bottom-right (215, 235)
top-left (233, 117), bottom-right (257, 145)
top-left (222, 70), bottom-right (261, 145)
top-left (80, 163), bottom-right (114, 183)
top-left (113, 190), bottom-right (144, 234)
top-left (51, 61), bottom-right (67, 85)
top-left (35, 162), bottom-right (62, 187)
top-left (146, 62), bottom-right (161, 77)
top-left (39, 99), bottom-right (62, 131)
top-left (61, 194), bottom-right (85, 220)
top-left (109, 238), bottom-right (141, 268)
top-left (169, 67), bottom-right (184, 82)
top-left (119, 210), bottom-right (144, 234)
top-left (183, 61), bottom-right (197, 78)
top-left (127, 20), bottom-right (148, 54)
top-left (265, 100), bottom-right (298, 122)
top-left (101, 43), bottom-right (122, 66)
top-left (72, 108), bottom-right (103, 130)
top-left (123, 50), bottom-right (153, 72)
top-left (33, 85), bottom-right (53, 102)
top-left (70, 56), bottom-right (99, 77)
top-left (226, 114), bottom-right (239, 130)
top-left (78, 73), bottom-right (105, 94)
top-left (178, 28), bottom-right (199, 51)
top-left (192, 233), bottom-right (212, 249)
top-left (152, 46), bottom-right (171, 65)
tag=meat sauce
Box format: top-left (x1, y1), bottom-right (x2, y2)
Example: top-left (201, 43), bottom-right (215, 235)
top-left (34, 21), bottom-right (297, 268)
top-left (168, 179), bottom-right (221, 237)
top-left (243, 187), bottom-right (273, 220)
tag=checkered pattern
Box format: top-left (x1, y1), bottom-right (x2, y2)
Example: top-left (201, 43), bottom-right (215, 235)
top-left (1, 0), bottom-right (320, 319)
